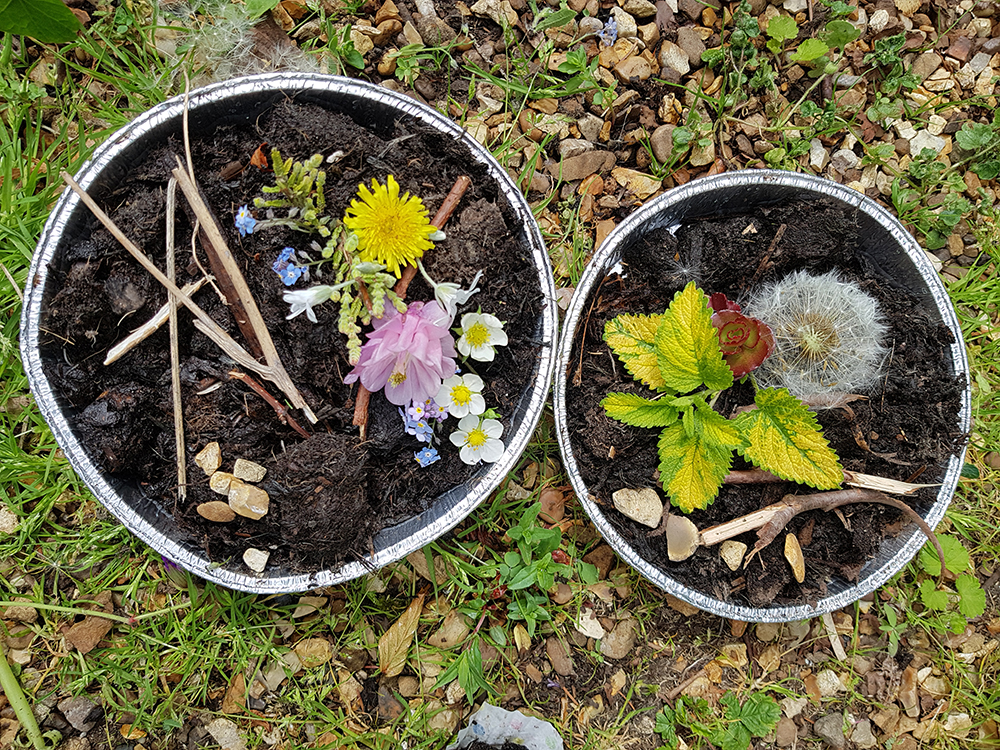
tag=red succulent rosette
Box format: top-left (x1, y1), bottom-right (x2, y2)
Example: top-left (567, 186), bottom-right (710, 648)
top-left (710, 295), bottom-right (775, 378)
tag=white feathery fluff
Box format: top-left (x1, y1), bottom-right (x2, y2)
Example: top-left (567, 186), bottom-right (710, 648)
top-left (743, 269), bottom-right (889, 401)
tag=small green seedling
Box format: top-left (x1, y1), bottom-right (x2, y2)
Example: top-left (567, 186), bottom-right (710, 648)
top-left (765, 16), bottom-right (798, 59)
top-left (655, 692), bottom-right (780, 750)
top-left (602, 282), bottom-right (842, 513)
top-left (915, 534), bottom-right (986, 632)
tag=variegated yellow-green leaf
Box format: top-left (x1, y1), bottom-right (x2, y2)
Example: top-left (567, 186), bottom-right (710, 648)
top-left (657, 405), bottom-right (743, 513)
top-left (654, 282), bottom-right (733, 394)
top-left (734, 388), bottom-right (843, 488)
top-left (602, 392), bottom-right (677, 428)
top-left (604, 313), bottom-right (666, 390)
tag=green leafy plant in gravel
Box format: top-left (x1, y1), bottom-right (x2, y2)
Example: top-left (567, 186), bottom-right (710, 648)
top-left (655, 692), bottom-right (780, 750)
top-left (891, 148), bottom-right (973, 250)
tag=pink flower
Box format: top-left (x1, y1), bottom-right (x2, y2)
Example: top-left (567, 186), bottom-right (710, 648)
top-left (344, 301), bottom-right (457, 406)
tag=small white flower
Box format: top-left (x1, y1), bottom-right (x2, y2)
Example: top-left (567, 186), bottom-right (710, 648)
top-left (436, 373), bottom-right (486, 418)
top-left (417, 261), bottom-right (482, 321)
top-left (283, 285), bottom-right (338, 323)
top-left (457, 312), bottom-right (507, 362)
top-left (450, 415), bottom-right (504, 465)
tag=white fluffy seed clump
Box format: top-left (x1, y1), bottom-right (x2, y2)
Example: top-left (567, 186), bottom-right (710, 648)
top-left (744, 269), bottom-right (889, 401)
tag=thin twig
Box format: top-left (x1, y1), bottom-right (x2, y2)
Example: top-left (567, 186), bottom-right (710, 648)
top-left (171, 164), bottom-right (317, 422)
top-left (355, 175), bottom-right (472, 438)
top-left (750, 223), bottom-right (786, 284)
top-left (166, 178), bottom-right (187, 502)
top-left (229, 370), bottom-right (310, 440)
top-left (62, 172), bottom-right (316, 423)
top-left (103, 278), bottom-right (207, 365)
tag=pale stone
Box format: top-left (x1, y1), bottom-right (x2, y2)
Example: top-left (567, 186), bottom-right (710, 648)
top-left (559, 138), bottom-right (595, 159)
top-left (869, 8), bottom-right (890, 33)
top-left (927, 114), bottom-right (947, 135)
top-left (195, 442), bottom-right (221, 475)
top-left (623, 0), bottom-right (658, 17)
top-left (969, 52), bottom-right (992, 74)
top-left (205, 718), bottom-right (247, 750)
top-left (3, 599), bottom-right (37, 623)
top-left (894, 119), bottom-right (918, 140)
top-left (610, 7), bottom-right (638, 38)
top-left (816, 669), bottom-right (845, 697)
top-left (233, 458), bottom-right (267, 483)
top-left (243, 548), bottom-right (270, 573)
top-left (814, 713), bottom-right (846, 750)
top-left (943, 712), bottom-right (973, 737)
top-left (910, 130), bottom-right (946, 154)
top-left (0, 506), bottom-right (20, 534)
top-left (923, 69), bottom-right (955, 92)
top-left (612, 488), bottom-right (662, 527)
top-left (720, 540), bottom-right (747, 571)
top-left (974, 67), bottom-right (997, 96)
top-left (229, 482), bottom-right (270, 520)
top-left (349, 29), bottom-right (374, 56)
top-left (197, 501), bottom-right (236, 523)
top-left (470, 0), bottom-right (517, 27)
top-left (852, 719), bottom-right (877, 748)
top-left (658, 40), bottom-right (690, 75)
top-left (600, 617), bottom-right (637, 659)
top-left (578, 113), bottom-right (604, 142)
top-left (783, 0), bottom-right (807, 11)
top-left (809, 138), bottom-right (829, 169)
top-left (209, 471), bottom-right (237, 495)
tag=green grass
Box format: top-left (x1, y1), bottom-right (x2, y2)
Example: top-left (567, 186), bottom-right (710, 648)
top-left (3, 2), bottom-right (1000, 749)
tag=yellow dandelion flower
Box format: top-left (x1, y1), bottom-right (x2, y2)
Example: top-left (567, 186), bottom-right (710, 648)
top-left (343, 175), bottom-right (436, 278)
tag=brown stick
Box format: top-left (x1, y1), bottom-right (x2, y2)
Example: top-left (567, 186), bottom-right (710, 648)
top-left (750, 223), bottom-right (786, 284)
top-left (166, 179), bottom-right (187, 503)
top-left (698, 488), bottom-right (945, 579)
top-left (171, 164), bottom-right (317, 423)
top-left (229, 371), bottom-right (310, 440)
top-left (62, 171), bottom-right (317, 424)
top-left (355, 175), bottom-right (472, 438)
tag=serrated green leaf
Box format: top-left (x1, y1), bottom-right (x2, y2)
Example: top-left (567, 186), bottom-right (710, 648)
top-left (602, 392), bottom-right (678, 428)
top-left (737, 693), bottom-right (781, 737)
top-left (956, 573), bottom-right (986, 618)
top-left (920, 578), bottom-right (949, 611)
top-left (657, 406), bottom-right (741, 513)
top-left (790, 38), bottom-right (829, 62)
top-left (0, 0), bottom-right (82, 42)
top-left (605, 313), bottom-right (667, 390)
top-left (918, 535), bottom-right (970, 577)
top-left (654, 282), bottom-right (733, 393)
top-left (735, 389), bottom-right (842, 488)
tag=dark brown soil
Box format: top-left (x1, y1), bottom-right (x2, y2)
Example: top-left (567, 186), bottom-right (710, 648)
top-left (565, 197), bottom-right (965, 608)
top-left (40, 98), bottom-right (543, 574)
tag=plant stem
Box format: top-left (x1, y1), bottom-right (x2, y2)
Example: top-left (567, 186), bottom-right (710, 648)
top-left (0, 642), bottom-right (46, 750)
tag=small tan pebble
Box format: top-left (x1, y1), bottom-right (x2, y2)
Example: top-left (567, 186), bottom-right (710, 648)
top-left (720, 540), bottom-right (747, 571)
top-left (243, 548), bottom-right (269, 573)
top-left (229, 482), bottom-right (270, 520)
top-left (0, 506), bottom-right (20, 534)
top-left (612, 487), bottom-right (663, 528)
top-left (209, 471), bottom-right (237, 495)
top-left (197, 501), bottom-right (236, 523)
top-left (784, 533), bottom-right (806, 583)
top-left (665, 514), bottom-right (700, 562)
top-left (194, 441), bottom-right (222, 475)
top-left (233, 458), bottom-right (267, 483)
